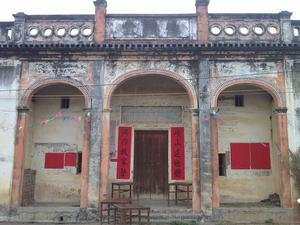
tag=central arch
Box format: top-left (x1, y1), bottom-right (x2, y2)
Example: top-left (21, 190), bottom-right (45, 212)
top-left (99, 70), bottom-right (201, 212)
top-left (104, 70), bottom-right (198, 109)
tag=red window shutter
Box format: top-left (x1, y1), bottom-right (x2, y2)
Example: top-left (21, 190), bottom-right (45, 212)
top-left (250, 143), bottom-right (271, 169)
top-left (65, 152), bottom-right (77, 167)
top-left (44, 153), bottom-right (64, 169)
top-left (230, 143), bottom-right (251, 169)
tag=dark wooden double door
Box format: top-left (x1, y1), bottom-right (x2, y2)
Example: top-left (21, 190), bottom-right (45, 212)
top-left (134, 130), bottom-right (168, 195)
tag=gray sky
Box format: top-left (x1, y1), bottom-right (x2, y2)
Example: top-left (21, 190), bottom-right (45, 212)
top-left (0, 0), bottom-right (299, 21)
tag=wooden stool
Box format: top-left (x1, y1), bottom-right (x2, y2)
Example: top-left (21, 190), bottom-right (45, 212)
top-left (113, 203), bottom-right (150, 225)
top-left (168, 182), bottom-right (192, 206)
top-left (100, 198), bottom-right (130, 224)
top-left (111, 182), bottom-right (134, 199)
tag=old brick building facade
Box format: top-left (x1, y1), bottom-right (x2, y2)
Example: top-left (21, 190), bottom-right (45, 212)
top-left (0, 0), bottom-right (300, 223)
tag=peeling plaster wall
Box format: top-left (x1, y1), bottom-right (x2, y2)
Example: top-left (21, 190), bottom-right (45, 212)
top-left (0, 60), bottom-right (20, 215)
top-left (25, 85), bottom-right (84, 204)
top-left (106, 16), bottom-right (197, 39)
top-left (218, 94), bottom-right (279, 203)
top-left (104, 60), bottom-right (196, 88)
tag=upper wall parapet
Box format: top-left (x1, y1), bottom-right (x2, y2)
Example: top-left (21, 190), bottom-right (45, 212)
top-left (0, 0), bottom-right (299, 47)
top-left (106, 14), bottom-right (197, 40)
top-left (3, 13), bottom-right (95, 45)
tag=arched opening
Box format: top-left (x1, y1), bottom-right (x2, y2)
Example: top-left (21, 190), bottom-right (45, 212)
top-left (106, 74), bottom-right (196, 205)
top-left (21, 84), bottom-right (85, 207)
top-left (216, 84), bottom-right (281, 207)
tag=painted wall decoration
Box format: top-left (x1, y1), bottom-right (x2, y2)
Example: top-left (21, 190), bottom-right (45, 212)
top-left (40, 112), bottom-right (82, 127)
top-left (116, 127), bottom-right (132, 179)
top-left (171, 127), bottom-right (185, 180)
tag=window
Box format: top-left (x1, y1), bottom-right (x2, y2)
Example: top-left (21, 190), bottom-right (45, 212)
top-left (61, 97), bottom-right (70, 109)
top-left (218, 153), bottom-right (227, 176)
top-left (235, 95), bottom-right (244, 107)
top-left (77, 152), bottom-right (82, 174)
top-left (230, 143), bottom-right (271, 170)
top-left (294, 27), bottom-right (299, 37)
top-left (44, 152), bottom-right (81, 170)
top-left (44, 153), bottom-right (64, 169)
top-left (65, 152), bottom-right (77, 167)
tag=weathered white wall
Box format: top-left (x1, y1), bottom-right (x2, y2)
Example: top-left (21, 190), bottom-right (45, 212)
top-left (285, 60), bottom-right (300, 207)
top-left (0, 60), bottom-right (20, 215)
top-left (218, 93), bottom-right (280, 203)
top-left (24, 85), bottom-right (84, 204)
top-left (109, 76), bottom-right (191, 196)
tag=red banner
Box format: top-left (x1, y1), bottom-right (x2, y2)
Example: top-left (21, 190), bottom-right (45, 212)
top-left (171, 127), bottom-right (185, 180)
top-left (117, 127), bottom-right (132, 179)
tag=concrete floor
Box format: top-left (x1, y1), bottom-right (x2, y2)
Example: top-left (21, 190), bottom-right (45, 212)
top-left (1, 222), bottom-right (300, 225)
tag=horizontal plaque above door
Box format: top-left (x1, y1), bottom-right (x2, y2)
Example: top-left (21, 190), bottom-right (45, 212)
top-left (121, 106), bottom-right (182, 124)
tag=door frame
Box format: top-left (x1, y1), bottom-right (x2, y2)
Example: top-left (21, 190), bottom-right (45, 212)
top-left (132, 128), bottom-right (171, 184)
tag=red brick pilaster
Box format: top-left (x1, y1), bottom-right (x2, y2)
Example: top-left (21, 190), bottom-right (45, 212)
top-left (275, 108), bottom-right (292, 208)
top-left (94, 0), bottom-right (107, 44)
top-left (191, 109), bottom-right (201, 212)
top-left (196, 0), bottom-right (210, 43)
top-left (211, 115), bottom-right (220, 208)
top-left (99, 108), bottom-right (111, 203)
top-left (80, 109), bottom-right (91, 208)
top-left (11, 107), bottom-right (29, 207)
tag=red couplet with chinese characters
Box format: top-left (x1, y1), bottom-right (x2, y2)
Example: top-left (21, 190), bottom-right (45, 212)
top-left (117, 127), bottom-right (132, 179)
top-left (171, 127), bottom-right (185, 180)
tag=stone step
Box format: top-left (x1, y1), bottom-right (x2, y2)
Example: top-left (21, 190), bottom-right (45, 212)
top-left (10, 207), bottom-right (205, 224)
top-left (214, 207), bottom-right (294, 223)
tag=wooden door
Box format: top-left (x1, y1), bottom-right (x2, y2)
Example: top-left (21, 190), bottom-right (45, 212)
top-left (134, 130), bottom-right (168, 195)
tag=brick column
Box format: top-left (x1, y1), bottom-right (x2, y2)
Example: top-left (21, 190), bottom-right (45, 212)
top-left (11, 107), bottom-right (29, 207)
top-left (94, 0), bottom-right (107, 44)
top-left (274, 108), bottom-right (292, 208)
top-left (99, 108), bottom-right (111, 203)
top-left (191, 108), bottom-right (201, 212)
top-left (80, 109), bottom-right (91, 208)
top-left (210, 113), bottom-right (220, 208)
top-left (195, 0), bottom-right (210, 43)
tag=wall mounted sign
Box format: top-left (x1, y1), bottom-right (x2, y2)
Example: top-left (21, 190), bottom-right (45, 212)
top-left (116, 127), bottom-right (132, 179)
top-left (171, 127), bottom-right (185, 180)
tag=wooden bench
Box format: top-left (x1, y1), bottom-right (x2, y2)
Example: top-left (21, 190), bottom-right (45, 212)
top-left (167, 182), bottom-right (192, 206)
top-left (99, 198), bottom-right (130, 224)
top-left (113, 203), bottom-right (150, 225)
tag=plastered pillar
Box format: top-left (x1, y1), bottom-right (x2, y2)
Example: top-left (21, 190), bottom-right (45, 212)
top-left (80, 109), bottom-right (91, 208)
top-left (99, 108), bottom-right (111, 203)
top-left (275, 108), bottom-right (292, 208)
top-left (191, 108), bottom-right (201, 212)
top-left (11, 107), bottom-right (29, 207)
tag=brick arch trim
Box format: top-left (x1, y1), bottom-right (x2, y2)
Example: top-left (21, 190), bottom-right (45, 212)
top-left (19, 77), bottom-right (91, 108)
top-left (211, 78), bottom-right (285, 108)
top-left (104, 70), bottom-right (198, 109)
